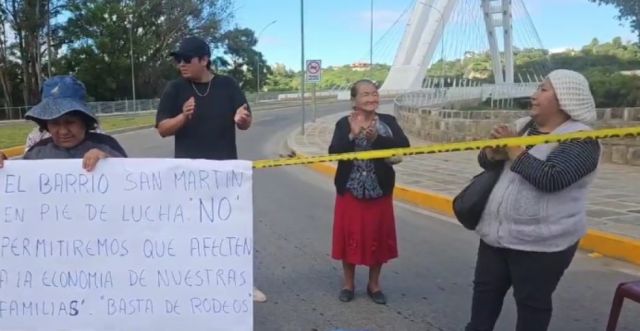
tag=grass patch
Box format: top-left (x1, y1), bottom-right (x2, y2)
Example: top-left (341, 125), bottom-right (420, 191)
top-left (97, 114), bottom-right (155, 132)
top-left (0, 114), bottom-right (155, 149)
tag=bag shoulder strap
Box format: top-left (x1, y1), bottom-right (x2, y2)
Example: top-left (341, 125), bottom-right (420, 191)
top-left (518, 119), bottom-right (535, 136)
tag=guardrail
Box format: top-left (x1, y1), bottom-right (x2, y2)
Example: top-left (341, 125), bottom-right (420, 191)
top-left (0, 89), bottom-right (350, 121)
top-left (0, 99), bottom-right (161, 121)
top-left (393, 83), bottom-right (539, 109)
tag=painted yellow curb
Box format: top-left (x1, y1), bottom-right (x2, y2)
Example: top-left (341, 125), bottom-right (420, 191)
top-left (307, 161), bottom-right (337, 178)
top-left (580, 229), bottom-right (640, 265)
top-left (394, 186), bottom-right (455, 216)
top-left (296, 151), bottom-right (640, 267)
top-left (2, 146), bottom-right (25, 158)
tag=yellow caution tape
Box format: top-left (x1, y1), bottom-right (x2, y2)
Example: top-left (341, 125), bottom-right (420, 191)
top-left (252, 126), bottom-right (640, 169)
top-left (3, 126), bottom-right (638, 168)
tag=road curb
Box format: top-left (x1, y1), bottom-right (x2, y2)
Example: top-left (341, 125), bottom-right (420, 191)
top-left (287, 137), bottom-right (640, 267)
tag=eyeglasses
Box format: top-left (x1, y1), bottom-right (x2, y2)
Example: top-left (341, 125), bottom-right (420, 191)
top-left (173, 55), bottom-right (195, 64)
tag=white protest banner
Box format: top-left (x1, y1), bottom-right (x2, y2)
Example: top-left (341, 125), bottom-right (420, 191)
top-left (0, 158), bottom-right (253, 331)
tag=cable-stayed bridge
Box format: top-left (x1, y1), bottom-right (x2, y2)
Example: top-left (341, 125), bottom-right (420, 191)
top-left (340, 0), bottom-right (549, 107)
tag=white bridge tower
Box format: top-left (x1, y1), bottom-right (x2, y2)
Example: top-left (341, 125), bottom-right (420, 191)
top-left (380, 0), bottom-right (515, 92)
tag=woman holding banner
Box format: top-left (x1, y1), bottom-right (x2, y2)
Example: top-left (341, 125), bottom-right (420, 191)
top-left (0, 75), bottom-right (274, 304)
top-left (329, 79), bottom-right (410, 304)
top-left (0, 75), bottom-right (126, 169)
top-left (465, 69), bottom-right (601, 331)
top-left (24, 123), bottom-right (104, 152)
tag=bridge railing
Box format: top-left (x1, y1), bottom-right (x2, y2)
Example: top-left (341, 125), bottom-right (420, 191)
top-left (394, 83), bottom-right (539, 109)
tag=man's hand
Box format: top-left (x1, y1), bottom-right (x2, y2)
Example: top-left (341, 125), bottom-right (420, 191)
top-left (157, 97), bottom-right (194, 137)
top-left (235, 104), bottom-right (252, 130)
top-left (82, 148), bottom-right (109, 172)
top-left (182, 97), bottom-right (195, 120)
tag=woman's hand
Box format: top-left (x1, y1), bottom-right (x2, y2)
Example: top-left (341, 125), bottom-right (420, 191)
top-left (483, 147), bottom-right (508, 161)
top-left (364, 118), bottom-right (378, 142)
top-left (483, 124), bottom-right (508, 160)
top-left (348, 111), bottom-right (366, 138)
top-left (82, 148), bottom-right (109, 172)
top-left (491, 124), bottom-right (517, 139)
top-left (491, 124), bottom-right (524, 160)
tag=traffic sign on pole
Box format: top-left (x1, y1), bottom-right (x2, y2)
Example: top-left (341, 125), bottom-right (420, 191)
top-left (305, 59), bottom-right (322, 83)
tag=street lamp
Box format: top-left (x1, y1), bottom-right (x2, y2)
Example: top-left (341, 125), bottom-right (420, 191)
top-left (300, 0), bottom-right (305, 135)
top-left (128, 0), bottom-right (136, 112)
top-left (255, 20), bottom-right (277, 103)
top-left (370, 0), bottom-right (373, 71)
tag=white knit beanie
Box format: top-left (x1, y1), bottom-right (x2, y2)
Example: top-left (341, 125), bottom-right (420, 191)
top-left (546, 69), bottom-right (597, 123)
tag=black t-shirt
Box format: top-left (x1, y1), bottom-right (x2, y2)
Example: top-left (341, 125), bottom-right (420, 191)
top-left (155, 75), bottom-right (249, 160)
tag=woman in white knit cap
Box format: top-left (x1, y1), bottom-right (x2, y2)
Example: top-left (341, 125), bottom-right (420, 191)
top-left (465, 69), bottom-right (601, 331)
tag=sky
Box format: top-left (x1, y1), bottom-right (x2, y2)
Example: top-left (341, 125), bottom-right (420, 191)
top-left (231, 0), bottom-right (637, 70)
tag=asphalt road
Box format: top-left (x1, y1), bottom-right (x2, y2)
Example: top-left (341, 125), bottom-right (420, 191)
top-left (115, 101), bottom-right (640, 331)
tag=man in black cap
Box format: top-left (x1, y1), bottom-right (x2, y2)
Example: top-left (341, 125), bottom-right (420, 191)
top-left (155, 36), bottom-right (266, 303)
top-left (156, 36), bottom-right (252, 160)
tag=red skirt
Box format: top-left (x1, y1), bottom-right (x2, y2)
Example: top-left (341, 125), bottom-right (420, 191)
top-left (331, 192), bottom-right (398, 266)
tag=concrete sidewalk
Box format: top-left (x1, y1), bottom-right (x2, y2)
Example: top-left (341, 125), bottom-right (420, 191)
top-left (287, 104), bottom-right (640, 264)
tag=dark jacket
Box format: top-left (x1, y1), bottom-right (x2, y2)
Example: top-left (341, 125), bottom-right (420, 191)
top-left (24, 132), bottom-right (128, 160)
top-left (329, 113), bottom-right (410, 196)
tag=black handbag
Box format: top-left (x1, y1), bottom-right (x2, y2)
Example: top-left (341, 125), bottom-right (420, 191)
top-left (452, 120), bottom-right (533, 230)
top-left (452, 166), bottom-right (502, 230)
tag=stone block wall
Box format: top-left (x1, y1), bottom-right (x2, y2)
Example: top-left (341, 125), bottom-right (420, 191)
top-left (394, 105), bottom-right (640, 166)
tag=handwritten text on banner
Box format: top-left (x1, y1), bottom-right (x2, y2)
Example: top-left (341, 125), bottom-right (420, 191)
top-left (0, 158), bottom-right (253, 331)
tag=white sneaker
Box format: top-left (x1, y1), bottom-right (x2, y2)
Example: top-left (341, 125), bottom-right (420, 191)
top-left (253, 286), bottom-right (267, 303)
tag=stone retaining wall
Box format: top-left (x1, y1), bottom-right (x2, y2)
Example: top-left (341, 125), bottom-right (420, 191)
top-left (394, 105), bottom-right (640, 166)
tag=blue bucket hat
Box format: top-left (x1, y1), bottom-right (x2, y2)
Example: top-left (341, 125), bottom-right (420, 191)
top-left (25, 75), bottom-right (97, 124)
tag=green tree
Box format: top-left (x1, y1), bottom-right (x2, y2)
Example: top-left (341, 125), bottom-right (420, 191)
top-left (306, 64), bottom-right (391, 90)
top-left (216, 27), bottom-right (268, 91)
top-left (421, 36), bottom-right (640, 106)
top-left (59, 0), bottom-right (233, 101)
top-left (585, 67), bottom-right (640, 107)
top-left (589, 0), bottom-right (640, 41)
top-left (264, 63), bottom-right (295, 91)
top-left (3, 0), bottom-right (65, 106)
top-left (0, 1), bottom-right (14, 109)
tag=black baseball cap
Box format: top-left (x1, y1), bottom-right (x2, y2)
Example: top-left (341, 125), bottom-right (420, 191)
top-left (169, 36), bottom-right (211, 58)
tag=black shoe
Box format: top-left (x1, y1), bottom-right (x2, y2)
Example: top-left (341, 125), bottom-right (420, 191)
top-left (339, 288), bottom-right (354, 302)
top-left (367, 287), bottom-right (387, 305)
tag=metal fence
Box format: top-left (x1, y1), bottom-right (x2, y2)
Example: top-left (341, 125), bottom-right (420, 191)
top-left (393, 83), bottom-right (539, 109)
top-left (0, 99), bottom-right (160, 121)
top-left (0, 88), bottom-right (349, 121)
top-left (246, 89), bottom-right (345, 103)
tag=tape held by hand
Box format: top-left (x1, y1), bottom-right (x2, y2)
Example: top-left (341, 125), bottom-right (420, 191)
top-left (252, 126), bottom-right (640, 169)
